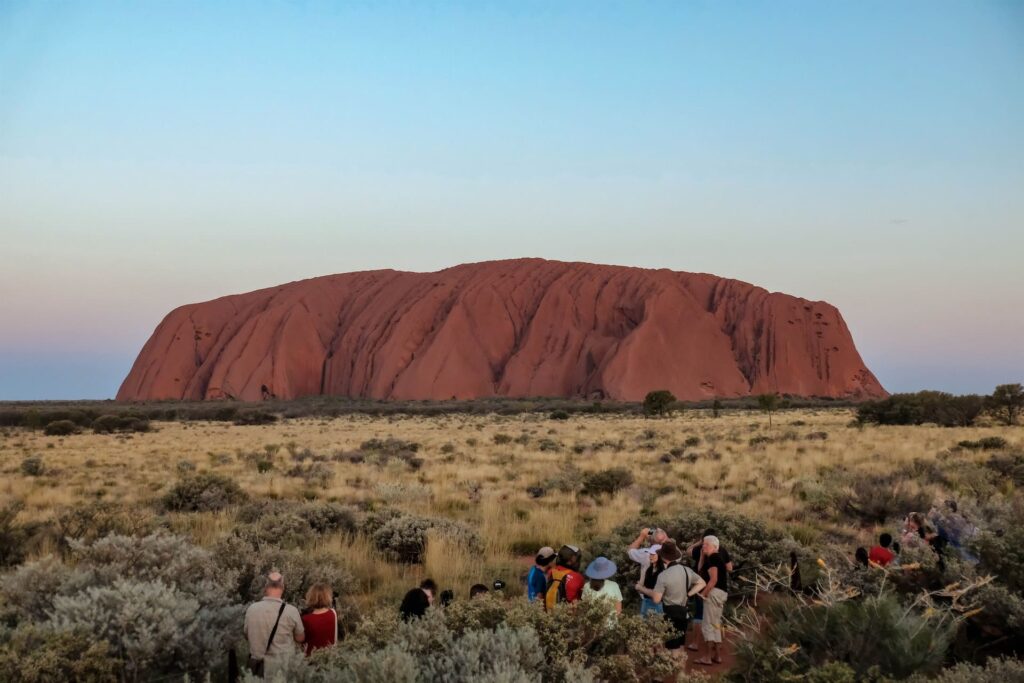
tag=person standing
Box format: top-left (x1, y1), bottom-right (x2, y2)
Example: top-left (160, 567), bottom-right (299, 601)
top-left (639, 544), bottom-right (663, 616)
top-left (634, 541), bottom-right (705, 652)
top-left (582, 556), bottom-right (623, 624)
top-left (527, 546), bottom-right (557, 602)
top-left (243, 572), bottom-right (305, 678)
top-left (686, 529), bottom-right (733, 650)
top-left (545, 545), bottom-right (585, 609)
top-left (695, 536), bottom-right (729, 666)
top-left (300, 582), bottom-right (338, 655)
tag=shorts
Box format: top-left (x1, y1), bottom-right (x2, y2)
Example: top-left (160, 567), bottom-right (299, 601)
top-left (700, 588), bottom-right (728, 643)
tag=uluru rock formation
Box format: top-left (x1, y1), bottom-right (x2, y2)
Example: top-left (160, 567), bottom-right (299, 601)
top-left (117, 259), bottom-right (886, 402)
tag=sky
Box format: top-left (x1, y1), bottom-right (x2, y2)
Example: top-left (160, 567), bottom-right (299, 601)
top-left (1, 1), bottom-right (1022, 400)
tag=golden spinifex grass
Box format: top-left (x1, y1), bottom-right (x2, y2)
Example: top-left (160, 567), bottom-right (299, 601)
top-left (0, 407), bottom-right (1017, 607)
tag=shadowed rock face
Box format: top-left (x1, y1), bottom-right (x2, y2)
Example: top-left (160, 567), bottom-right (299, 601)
top-left (117, 259), bottom-right (886, 402)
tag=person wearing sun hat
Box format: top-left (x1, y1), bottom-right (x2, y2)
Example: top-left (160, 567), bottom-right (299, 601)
top-left (582, 556), bottom-right (622, 623)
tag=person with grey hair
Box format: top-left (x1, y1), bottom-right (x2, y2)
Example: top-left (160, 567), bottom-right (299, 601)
top-left (244, 571), bottom-right (305, 678)
top-left (694, 536), bottom-right (729, 666)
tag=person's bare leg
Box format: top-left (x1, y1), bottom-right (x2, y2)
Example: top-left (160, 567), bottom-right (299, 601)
top-left (687, 622), bottom-right (701, 651)
top-left (695, 639), bottom-right (713, 665)
top-left (711, 641), bottom-right (722, 663)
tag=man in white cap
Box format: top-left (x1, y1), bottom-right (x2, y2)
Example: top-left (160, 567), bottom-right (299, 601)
top-left (244, 571), bottom-right (305, 678)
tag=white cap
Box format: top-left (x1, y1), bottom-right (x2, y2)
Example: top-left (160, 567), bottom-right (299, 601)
top-left (648, 544), bottom-right (662, 554)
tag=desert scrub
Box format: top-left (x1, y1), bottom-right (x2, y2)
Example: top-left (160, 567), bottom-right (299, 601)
top-left (733, 592), bottom-right (955, 681)
top-left (19, 455), bottom-right (44, 476)
top-left (372, 513), bottom-right (480, 563)
top-left (0, 624), bottom-right (120, 683)
top-left (0, 532), bottom-right (244, 682)
top-left (43, 419), bottom-right (80, 436)
top-left (162, 472), bottom-right (246, 512)
top-left (580, 467), bottom-right (634, 497)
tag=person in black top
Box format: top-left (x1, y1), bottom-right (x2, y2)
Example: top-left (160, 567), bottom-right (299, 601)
top-left (695, 536), bottom-right (729, 666)
top-left (639, 544), bottom-right (664, 616)
top-left (685, 529), bottom-right (733, 650)
top-left (399, 579), bottom-right (436, 621)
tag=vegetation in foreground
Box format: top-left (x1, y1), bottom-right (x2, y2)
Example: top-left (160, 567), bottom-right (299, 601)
top-left (1, 399), bottom-right (1023, 681)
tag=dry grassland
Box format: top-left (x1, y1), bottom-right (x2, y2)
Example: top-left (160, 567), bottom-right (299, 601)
top-left (1, 408), bottom-right (1016, 609)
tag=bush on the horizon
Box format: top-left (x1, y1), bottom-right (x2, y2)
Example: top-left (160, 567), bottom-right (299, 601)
top-left (43, 419), bottom-right (79, 436)
top-left (642, 390), bottom-right (676, 416)
top-left (856, 390), bottom-right (1001, 427)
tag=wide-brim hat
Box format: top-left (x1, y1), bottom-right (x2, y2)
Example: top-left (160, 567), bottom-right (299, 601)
top-left (584, 556), bottom-right (617, 580)
top-left (659, 541), bottom-right (682, 563)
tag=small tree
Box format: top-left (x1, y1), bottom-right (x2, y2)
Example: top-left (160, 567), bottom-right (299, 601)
top-left (712, 398), bottom-right (722, 418)
top-left (987, 383), bottom-right (1023, 425)
top-left (757, 393), bottom-right (780, 429)
top-left (642, 390), bottom-right (676, 417)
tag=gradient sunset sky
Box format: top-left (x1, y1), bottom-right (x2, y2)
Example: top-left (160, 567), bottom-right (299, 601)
top-left (1, 1), bottom-right (1022, 399)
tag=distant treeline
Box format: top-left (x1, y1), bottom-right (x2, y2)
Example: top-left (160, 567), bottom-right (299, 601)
top-left (0, 394), bottom-right (857, 430)
top-left (856, 384), bottom-right (1023, 427)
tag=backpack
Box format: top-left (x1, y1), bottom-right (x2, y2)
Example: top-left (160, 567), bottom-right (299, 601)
top-left (544, 567), bottom-right (573, 610)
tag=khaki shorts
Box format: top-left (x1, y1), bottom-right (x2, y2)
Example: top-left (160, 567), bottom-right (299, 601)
top-left (700, 588), bottom-right (728, 643)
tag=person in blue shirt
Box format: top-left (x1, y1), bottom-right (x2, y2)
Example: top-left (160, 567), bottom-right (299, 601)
top-left (527, 546), bottom-right (557, 601)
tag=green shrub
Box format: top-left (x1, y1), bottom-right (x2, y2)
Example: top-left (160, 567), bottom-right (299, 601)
top-left (162, 472), bottom-right (246, 512)
top-left (857, 391), bottom-right (985, 427)
top-left (372, 514), bottom-right (480, 563)
top-left (733, 593), bottom-right (954, 681)
top-left (334, 598), bottom-right (674, 683)
top-left (550, 409), bottom-right (570, 420)
top-left (2, 533), bottom-right (243, 681)
top-left (972, 524), bottom-right (1024, 595)
top-left (0, 624), bottom-right (120, 683)
top-left (19, 456), bottom-right (44, 476)
top-left (43, 420), bottom-right (79, 436)
top-left (92, 414), bottom-right (148, 434)
top-left (581, 467), bottom-right (634, 497)
top-left (914, 657), bottom-right (1024, 682)
top-left (642, 390), bottom-right (675, 416)
top-left (493, 433), bottom-right (513, 445)
top-left (832, 471), bottom-right (931, 524)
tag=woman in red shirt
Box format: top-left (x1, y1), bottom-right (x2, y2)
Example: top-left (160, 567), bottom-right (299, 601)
top-left (301, 583), bottom-right (338, 655)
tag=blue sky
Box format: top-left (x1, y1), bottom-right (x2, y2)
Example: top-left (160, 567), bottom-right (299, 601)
top-left (1, 1), bottom-right (1022, 399)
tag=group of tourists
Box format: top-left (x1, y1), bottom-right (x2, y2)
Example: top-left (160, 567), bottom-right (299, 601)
top-left (521, 527), bottom-right (732, 666)
top-left (854, 501), bottom-right (979, 572)
top-left (241, 527), bottom-right (737, 677)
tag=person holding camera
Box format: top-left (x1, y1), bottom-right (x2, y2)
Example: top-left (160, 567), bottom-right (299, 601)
top-left (634, 541), bottom-right (705, 652)
top-left (627, 526), bottom-right (670, 614)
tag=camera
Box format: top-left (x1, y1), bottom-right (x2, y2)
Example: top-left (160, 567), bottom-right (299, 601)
top-left (647, 527), bottom-right (658, 536)
top-left (493, 579), bottom-right (506, 591)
